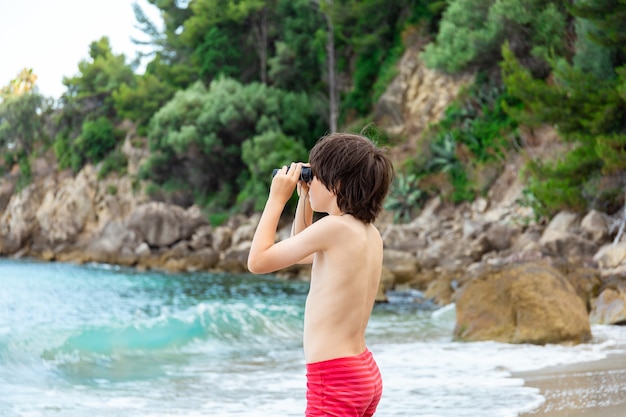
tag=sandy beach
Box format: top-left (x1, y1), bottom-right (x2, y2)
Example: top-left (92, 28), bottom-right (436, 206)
top-left (515, 352), bottom-right (626, 416)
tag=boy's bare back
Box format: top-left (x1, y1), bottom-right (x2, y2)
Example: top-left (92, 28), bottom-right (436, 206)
top-left (303, 213), bottom-right (383, 362)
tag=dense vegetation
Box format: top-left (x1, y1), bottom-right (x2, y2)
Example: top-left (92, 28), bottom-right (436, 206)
top-left (1, 0), bottom-right (625, 224)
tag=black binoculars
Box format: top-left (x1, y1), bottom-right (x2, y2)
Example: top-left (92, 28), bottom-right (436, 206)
top-left (272, 166), bottom-right (313, 183)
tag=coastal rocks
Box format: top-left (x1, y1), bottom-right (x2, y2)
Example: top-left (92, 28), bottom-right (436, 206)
top-left (453, 262), bottom-right (592, 345)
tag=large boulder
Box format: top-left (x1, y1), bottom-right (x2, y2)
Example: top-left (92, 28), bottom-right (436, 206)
top-left (85, 220), bottom-right (141, 265)
top-left (454, 262), bottom-right (591, 345)
top-left (126, 202), bottom-right (208, 247)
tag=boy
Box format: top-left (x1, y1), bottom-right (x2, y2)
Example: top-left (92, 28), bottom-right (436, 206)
top-left (247, 132), bottom-right (394, 416)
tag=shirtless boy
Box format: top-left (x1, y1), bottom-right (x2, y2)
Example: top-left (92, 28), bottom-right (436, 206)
top-left (247, 132), bottom-right (394, 417)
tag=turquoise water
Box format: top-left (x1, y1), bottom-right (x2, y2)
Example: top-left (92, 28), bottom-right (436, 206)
top-left (1, 259), bottom-right (625, 417)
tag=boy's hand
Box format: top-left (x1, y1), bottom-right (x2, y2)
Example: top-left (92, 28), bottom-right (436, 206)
top-left (297, 163), bottom-right (311, 197)
top-left (270, 162), bottom-right (301, 205)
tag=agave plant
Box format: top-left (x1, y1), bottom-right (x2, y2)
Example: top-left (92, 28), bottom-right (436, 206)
top-left (384, 172), bottom-right (424, 223)
top-left (427, 132), bottom-right (459, 173)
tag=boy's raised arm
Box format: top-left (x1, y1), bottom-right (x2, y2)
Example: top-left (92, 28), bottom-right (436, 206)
top-left (248, 163), bottom-right (306, 273)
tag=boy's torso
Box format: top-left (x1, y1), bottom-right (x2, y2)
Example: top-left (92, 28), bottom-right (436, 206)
top-left (302, 215), bottom-right (382, 363)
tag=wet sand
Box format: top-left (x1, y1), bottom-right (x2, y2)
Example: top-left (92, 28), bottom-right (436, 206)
top-left (515, 353), bottom-right (626, 416)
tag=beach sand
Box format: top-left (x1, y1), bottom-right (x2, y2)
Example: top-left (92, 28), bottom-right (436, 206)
top-left (515, 352), bottom-right (626, 416)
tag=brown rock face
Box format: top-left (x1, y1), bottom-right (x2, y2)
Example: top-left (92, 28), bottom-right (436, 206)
top-left (454, 262), bottom-right (591, 345)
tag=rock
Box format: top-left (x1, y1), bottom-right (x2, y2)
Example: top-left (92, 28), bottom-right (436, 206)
top-left (593, 242), bottom-right (626, 270)
top-left (36, 171), bottom-right (96, 245)
top-left (416, 240), bottom-right (447, 269)
top-left (564, 267), bottom-right (603, 312)
top-left (0, 179), bottom-right (15, 213)
top-left (454, 262), bottom-right (591, 345)
top-left (185, 247), bottom-right (220, 272)
top-left (190, 225), bottom-right (213, 250)
top-left (464, 234), bottom-right (491, 261)
top-left (212, 226), bottom-right (233, 252)
top-left (135, 242), bottom-right (151, 257)
top-left (0, 182), bottom-right (45, 254)
top-left (376, 266), bottom-right (396, 303)
top-left (424, 275), bottom-right (454, 306)
top-left (232, 222), bottom-right (257, 246)
top-left (540, 231), bottom-right (598, 261)
top-left (543, 211), bottom-right (580, 234)
top-left (383, 249), bottom-right (419, 284)
top-left (126, 202), bottom-right (208, 247)
top-left (581, 210), bottom-right (609, 243)
top-left (590, 277), bottom-right (626, 325)
top-left (374, 46), bottom-right (474, 144)
top-left (485, 223), bottom-right (516, 251)
top-left (217, 242), bottom-right (251, 273)
top-left (85, 220), bottom-right (141, 264)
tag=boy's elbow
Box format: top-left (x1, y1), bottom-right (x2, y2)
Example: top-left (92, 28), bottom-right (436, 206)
top-left (247, 257), bottom-right (259, 274)
top-left (247, 256), bottom-right (265, 274)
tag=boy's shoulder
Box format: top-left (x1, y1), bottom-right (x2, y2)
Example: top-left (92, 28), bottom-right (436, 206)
top-left (311, 214), bottom-right (372, 239)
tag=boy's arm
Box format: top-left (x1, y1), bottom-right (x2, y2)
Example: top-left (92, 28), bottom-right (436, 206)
top-left (249, 213), bottom-right (338, 274)
top-left (292, 183), bottom-right (313, 235)
top-left (291, 182), bottom-right (315, 264)
top-left (248, 163), bottom-right (313, 273)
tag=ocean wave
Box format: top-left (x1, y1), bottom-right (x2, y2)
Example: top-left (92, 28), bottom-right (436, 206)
top-left (42, 301), bottom-right (302, 362)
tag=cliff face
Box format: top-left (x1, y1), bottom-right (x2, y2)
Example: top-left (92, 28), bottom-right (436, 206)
top-left (373, 43), bottom-right (474, 161)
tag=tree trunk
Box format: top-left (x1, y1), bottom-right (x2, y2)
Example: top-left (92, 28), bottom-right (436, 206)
top-left (324, 0), bottom-right (338, 133)
top-left (251, 7), bottom-right (268, 84)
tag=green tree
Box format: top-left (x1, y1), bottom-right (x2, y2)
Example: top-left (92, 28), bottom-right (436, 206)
top-left (423, 0), bottom-right (569, 76)
top-left (0, 91), bottom-right (46, 157)
top-left (63, 37), bottom-right (136, 101)
top-left (144, 77), bottom-right (323, 209)
top-left (568, 0), bottom-right (626, 66)
top-left (240, 129), bottom-right (308, 211)
top-left (502, 39), bottom-right (626, 215)
top-left (133, 0), bottom-right (196, 90)
top-left (112, 73), bottom-right (175, 135)
top-left (268, 0), bottom-right (326, 92)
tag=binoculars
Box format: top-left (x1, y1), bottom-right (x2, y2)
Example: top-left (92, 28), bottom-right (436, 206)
top-left (272, 166), bottom-right (313, 183)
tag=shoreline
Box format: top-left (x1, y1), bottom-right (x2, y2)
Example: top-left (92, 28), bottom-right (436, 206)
top-left (514, 351), bottom-right (626, 416)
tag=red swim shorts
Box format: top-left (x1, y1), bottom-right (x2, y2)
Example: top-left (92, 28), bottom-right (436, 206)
top-left (305, 349), bottom-right (383, 417)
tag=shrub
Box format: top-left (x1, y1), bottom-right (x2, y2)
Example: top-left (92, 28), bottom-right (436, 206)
top-left (75, 117), bottom-right (117, 164)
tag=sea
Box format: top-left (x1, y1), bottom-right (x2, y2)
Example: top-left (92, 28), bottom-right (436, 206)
top-left (1, 258), bottom-right (625, 417)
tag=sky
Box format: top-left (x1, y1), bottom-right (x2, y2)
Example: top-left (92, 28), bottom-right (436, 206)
top-left (0, 0), bottom-right (161, 99)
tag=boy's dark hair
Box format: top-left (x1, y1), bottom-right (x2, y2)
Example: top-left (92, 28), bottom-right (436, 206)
top-left (309, 133), bottom-right (394, 223)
